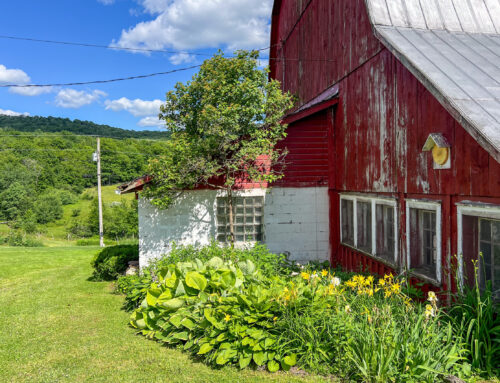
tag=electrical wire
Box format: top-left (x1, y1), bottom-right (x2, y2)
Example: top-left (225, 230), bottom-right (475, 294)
top-left (0, 65), bottom-right (202, 88)
top-left (0, 34), bottom-right (273, 55)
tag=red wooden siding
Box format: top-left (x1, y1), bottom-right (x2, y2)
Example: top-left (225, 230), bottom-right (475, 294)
top-left (271, 0), bottom-right (500, 291)
top-left (270, 0), bottom-right (382, 107)
top-left (274, 110), bottom-right (330, 187)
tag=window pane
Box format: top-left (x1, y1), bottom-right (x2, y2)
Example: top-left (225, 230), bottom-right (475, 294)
top-left (409, 208), bottom-right (437, 280)
top-left (376, 204), bottom-right (395, 263)
top-left (216, 196), bottom-right (264, 243)
top-left (341, 199), bottom-right (354, 246)
top-left (357, 201), bottom-right (372, 253)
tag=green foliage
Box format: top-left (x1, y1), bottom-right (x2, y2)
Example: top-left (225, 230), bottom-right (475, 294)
top-left (91, 244), bottom-right (139, 281)
top-left (130, 256), bottom-right (296, 372)
top-left (144, 51), bottom-right (293, 211)
top-left (5, 230), bottom-right (44, 247)
top-left (0, 128), bottom-right (169, 226)
top-left (33, 193), bottom-right (63, 224)
top-left (124, 244), bottom-right (477, 381)
top-left (446, 263), bottom-right (500, 376)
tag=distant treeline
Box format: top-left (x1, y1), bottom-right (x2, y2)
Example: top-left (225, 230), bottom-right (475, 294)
top-left (0, 115), bottom-right (170, 140)
top-left (0, 127), bottom-right (168, 224)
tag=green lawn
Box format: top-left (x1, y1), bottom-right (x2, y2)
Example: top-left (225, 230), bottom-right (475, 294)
top-left (0, 247), bottom-right (328, 383)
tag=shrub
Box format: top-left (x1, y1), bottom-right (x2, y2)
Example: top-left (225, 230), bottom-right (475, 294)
top-left (6, 231), bottom-right (43, 247)
top-left (76, 238), bottom-right (101, 246)
top-left (91, 244), bottom-right (139, 281)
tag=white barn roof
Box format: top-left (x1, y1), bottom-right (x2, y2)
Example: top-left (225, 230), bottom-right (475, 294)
top-left (365, 0), bottom-right (500, 163)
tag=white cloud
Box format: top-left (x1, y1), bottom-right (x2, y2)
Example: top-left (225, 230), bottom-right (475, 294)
top-left (104, 97), bottom-right (163, 116)
top-left (138, 116), bottom-right (164, 128)
top-left (169, 52), bottom-right (195, 65)
top-left (0, 108), bottom-right (30, 117)
top-left (0, 64), bottom-right (54, 97)
top-left (112, 0), bottom-right (272, 51)
top-left (55, 89), bottom-right (107, 109)
top-left (98, 0), bottom-right (115, 4)
top-left (10, 86), bottom-right (53, 97)
top-left (0, 64), bottom-right (30, 85)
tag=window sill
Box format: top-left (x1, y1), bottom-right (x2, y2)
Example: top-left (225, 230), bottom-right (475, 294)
top-left (340, 243), bottom-right (398, 271)
top-left (408, 270), bottom-right (441, 287)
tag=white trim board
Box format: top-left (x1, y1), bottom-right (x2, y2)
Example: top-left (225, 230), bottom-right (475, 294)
top-left (405, 199), bottom-right (442, 284)
top-left (456, 202), bottom-right (500, 289)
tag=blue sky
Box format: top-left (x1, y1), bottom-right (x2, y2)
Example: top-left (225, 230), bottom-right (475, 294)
top-left (0, 0), bottom-right (272, 131)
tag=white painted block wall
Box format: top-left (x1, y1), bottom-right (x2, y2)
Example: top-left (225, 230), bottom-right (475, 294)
top-left (138, 187), bottom-right (330, 267)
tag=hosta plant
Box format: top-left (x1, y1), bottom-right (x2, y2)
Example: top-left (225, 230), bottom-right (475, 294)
top-left (129, 257), bottom-right (297, 372)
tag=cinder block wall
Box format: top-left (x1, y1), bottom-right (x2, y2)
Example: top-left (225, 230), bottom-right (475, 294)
top-left (138, 187), bottom-right (330, 267)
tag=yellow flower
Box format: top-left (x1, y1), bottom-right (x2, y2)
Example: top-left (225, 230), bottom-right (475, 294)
top-left (367, 288), bottom-right (374, 297)
top-left (273, 316), bottom-right (278, 322)
top-left (346, 280), bottom-right (357, 289)
top-left (391, 283), bottom-right (401, 293)
top-left (427, 291), bottom-right (438, 303)
top-left (378, 278), bottom-right (386, 286)
top-left (283, 287), bottom-right (289, 293)
top-left (384, 290), bottom-right (392, 298)
top-left (366, 276), bottom-right (374, 285)
top-left (301, 272), bottom-right (310, 280)
top-left (384, 273), bottom-right (393, 280)
top-left (224, 314), bottom-right (231, 322)
top-left (321, 269), bottom-right (329, 277)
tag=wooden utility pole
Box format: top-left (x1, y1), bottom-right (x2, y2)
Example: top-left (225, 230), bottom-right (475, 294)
top-left (97, 137), bottom-right (104, 247)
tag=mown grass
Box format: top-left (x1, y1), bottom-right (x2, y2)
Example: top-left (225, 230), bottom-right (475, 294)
top-left (0, 247), bottom-right (328, 383)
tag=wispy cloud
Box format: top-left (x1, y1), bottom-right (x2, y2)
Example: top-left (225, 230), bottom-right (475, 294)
top-left (0, 108), bottom-right (30, 117)
top-left (104, 97), bottom-right (163, 116)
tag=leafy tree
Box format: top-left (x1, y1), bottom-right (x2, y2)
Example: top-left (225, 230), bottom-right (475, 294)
top-left (33, 193), bottom-right (63, 224)
top-left (0, 182), bottom-right (31, 221)
top-left (144, 51), bottom-right (293, 242)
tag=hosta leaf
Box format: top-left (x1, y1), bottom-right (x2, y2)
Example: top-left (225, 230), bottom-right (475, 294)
top-left (135, 319), bottom-right (147, 330)
top-left (160, 298), bottom-right (185, 311)
top-left (185, 271), bottom-right (208, 291)
top-left (253, 351), bottom-right (267, 366)
top-left (146, 286), bottom-right (162, 306)
top-left (207, 257), bottom-right (224, 269)
top-left (180, 318), bottom-right (195, 330)
top-left (216, 353), bottom-right (228, 365)
top-left (164, 273), bottom-right (177, 288)
top-left (239, 355), bottom-right (252, 369)
top-left (198, 343), bottom-right (213, 355)
top-left (173, 331), bottom-right (189, 341)
top-left (220, 271), bottom-right (236, 289)
top-left (156, 289), bottom-right (173, 303)
top-left (263, 338), bottom-right (275, 349)
top-left (169, 314), bottom-right (182, 328)
top-left (268, 360), bottom-right (280, 372)
top-left (283, 354), bottom-right (297, 367)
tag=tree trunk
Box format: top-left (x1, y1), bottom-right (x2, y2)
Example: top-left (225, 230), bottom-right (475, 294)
top-left (226, 187), bottom-right (235, 244)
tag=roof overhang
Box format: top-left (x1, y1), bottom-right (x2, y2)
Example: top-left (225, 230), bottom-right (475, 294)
top-left (116, 175), bottom-right (151, 195)
top-left (283, 84), bottom-right (339, 124)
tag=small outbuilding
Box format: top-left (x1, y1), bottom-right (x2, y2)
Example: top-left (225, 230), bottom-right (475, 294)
top-left (121, 0), bottom-right (500, 298)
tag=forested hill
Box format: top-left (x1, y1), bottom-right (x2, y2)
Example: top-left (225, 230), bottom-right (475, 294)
top-left (0, 115), bottom-right (169, 139)
top-left (0, 128), bottom-right (168, 224)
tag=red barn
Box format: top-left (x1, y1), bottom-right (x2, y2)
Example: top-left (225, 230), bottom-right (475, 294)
top-left (269, 0), bottom-right (500, 297)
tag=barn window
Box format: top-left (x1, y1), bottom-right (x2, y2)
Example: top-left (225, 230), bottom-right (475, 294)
top-left (216, 196), bottom-right (263, 243)
top-left (457, 204), bottom-right (500, 300)
top-left (357, 200), bottom-right (372, 253)
top-left (341, 198), bottom-right (355, 246)
top-left (340, 194), bottom-right (398, 264)
top-left (406, 200), bottom-right (441, 283)
top-left (376, 203), bottom-right (397, 264)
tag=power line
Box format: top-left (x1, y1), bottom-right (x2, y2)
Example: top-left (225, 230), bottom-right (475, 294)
top-left (0, 65), bottom-right (202, 88)
top-left (0, 34), bottom-right (273, 56)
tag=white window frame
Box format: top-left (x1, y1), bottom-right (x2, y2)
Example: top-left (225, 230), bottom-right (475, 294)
top-left (340, 194), bottom-right (398, 265)
top-left (457, 202), bottom-right (500, 289)
top-left (406, 199), bottom-right (442, 284)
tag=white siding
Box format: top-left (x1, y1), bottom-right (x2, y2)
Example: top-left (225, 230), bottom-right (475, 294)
top-left (138, 187), bottom-right (330, 267)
